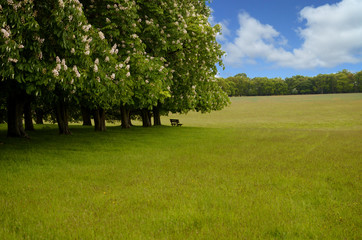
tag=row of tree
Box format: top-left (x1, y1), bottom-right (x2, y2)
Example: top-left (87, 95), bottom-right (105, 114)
top-left (219, 70), bottom-right (362, 96)
top-left (0, 0), bottom-right (229, 137)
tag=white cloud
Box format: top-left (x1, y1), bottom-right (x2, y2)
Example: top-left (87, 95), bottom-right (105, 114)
top-left (209, 9), bottom-right (231, 42)
top-left (216, 20), bottom-right (231, 42)
top-left (223, 0), bottom-right (362, 69)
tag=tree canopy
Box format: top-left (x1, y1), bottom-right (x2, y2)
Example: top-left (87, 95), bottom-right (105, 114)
top-left (0, 0), bottom-right (229, 136)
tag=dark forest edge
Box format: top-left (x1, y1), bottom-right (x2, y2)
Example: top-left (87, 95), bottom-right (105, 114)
top-left (218, 70), bottom-right (362, 96)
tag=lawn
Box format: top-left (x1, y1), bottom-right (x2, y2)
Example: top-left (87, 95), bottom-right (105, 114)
top-left (0, 93), bottom-right (361, 239)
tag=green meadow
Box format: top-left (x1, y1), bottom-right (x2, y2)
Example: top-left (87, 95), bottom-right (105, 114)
top-left (0, 93), bottom-right (361, 239)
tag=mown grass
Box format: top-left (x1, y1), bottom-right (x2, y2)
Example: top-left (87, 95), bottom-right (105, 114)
top-left (0, 93), bottom-right (361, 239)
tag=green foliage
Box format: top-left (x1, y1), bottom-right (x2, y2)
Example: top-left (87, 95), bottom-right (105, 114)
top-left (1, 0), bottom-right (229, 132)
top-left (0, 0), bottom-right (43, 90)
top-left (135, 0), bottom-right (228, 113)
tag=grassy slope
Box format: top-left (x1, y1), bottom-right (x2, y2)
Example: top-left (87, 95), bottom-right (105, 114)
top-left (0, 94), bottom-right (361, 239)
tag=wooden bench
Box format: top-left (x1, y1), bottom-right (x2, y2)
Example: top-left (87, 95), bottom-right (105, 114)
top-left (170, 119), bottom-right (182, 126)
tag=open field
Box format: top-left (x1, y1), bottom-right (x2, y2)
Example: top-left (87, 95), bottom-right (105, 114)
top-left (0, 93), bottom-right (361, 239)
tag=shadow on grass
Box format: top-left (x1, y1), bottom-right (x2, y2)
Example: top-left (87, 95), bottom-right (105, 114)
top-left (0, 123), bottom-right (211, 161)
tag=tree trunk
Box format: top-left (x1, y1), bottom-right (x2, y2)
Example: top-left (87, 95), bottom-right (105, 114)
top-left (120, 105), bottom-right (131, 128)
top-left (7, 92), bottom-right (27, 137)
top-left (93, 109), bottom-right (99, 130)
top-left (55, 99), bottom-right (71, 135)
top-left (99, 108), bottom-right (106, 131)
top-left (128, 111), bottom-right (133, 127)
top-left (35, 109), bottom-right (44, 124)
top-left (153, 105), bottom-right (161, 126)
top-left (24, 100), bottom-right (34, 131)
top-left (141, 109), bottom-right (152, 127)
top-left (93, 108), bottom-right (106, 131)
top-left (81, 106), bottom-right (92, 126)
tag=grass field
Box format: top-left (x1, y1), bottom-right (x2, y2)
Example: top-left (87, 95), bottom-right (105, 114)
top-left (0, 93), bottom-right (361, 239)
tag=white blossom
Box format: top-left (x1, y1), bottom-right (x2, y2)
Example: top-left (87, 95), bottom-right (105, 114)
top-left (98, 31), bottom-right (105, 40)
top-left (82, 35), bottom-right (89, 43)
top-left (116, 63), bottom-right (123, 70)
top-left (7, 57), bottom-right (17, 63)
top-left (52, 69), bottom-right (59, 77)
top-left (85, 44), bottom-right (90, 55)
top-left (82, 24), bottom-right (91, 32)
top-left (105, 56), bottom-right (109, 62)
top-left (110, 44), bottom-right (118, 54)
top-left (73, 65), bottom-right (81, 78)
top-left (1, 29), bottom-right (10, 39)
top-left (125, 56), bottom-right (130, 63)
top-left (36, 37), bottom-right (45, 44)
top-left (61, 59), bottom-right (68, 70)
top-left (111, 73), bottom-right (115, 79)
top-left (71, 48), bottom-right (75, 54)
top-left (59, 0), bottom-right (65, 8)
top-left (126, 72), bottom-right (130, 77)
top-left (94, 64), bottom-right (98, 72)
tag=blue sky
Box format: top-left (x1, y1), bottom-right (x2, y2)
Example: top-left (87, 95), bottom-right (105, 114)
top-left (208, 0), bottom-right (362, 79)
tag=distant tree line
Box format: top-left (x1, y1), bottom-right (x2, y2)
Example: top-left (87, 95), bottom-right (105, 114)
top-left (218, 70), bottom-right (362, 96)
